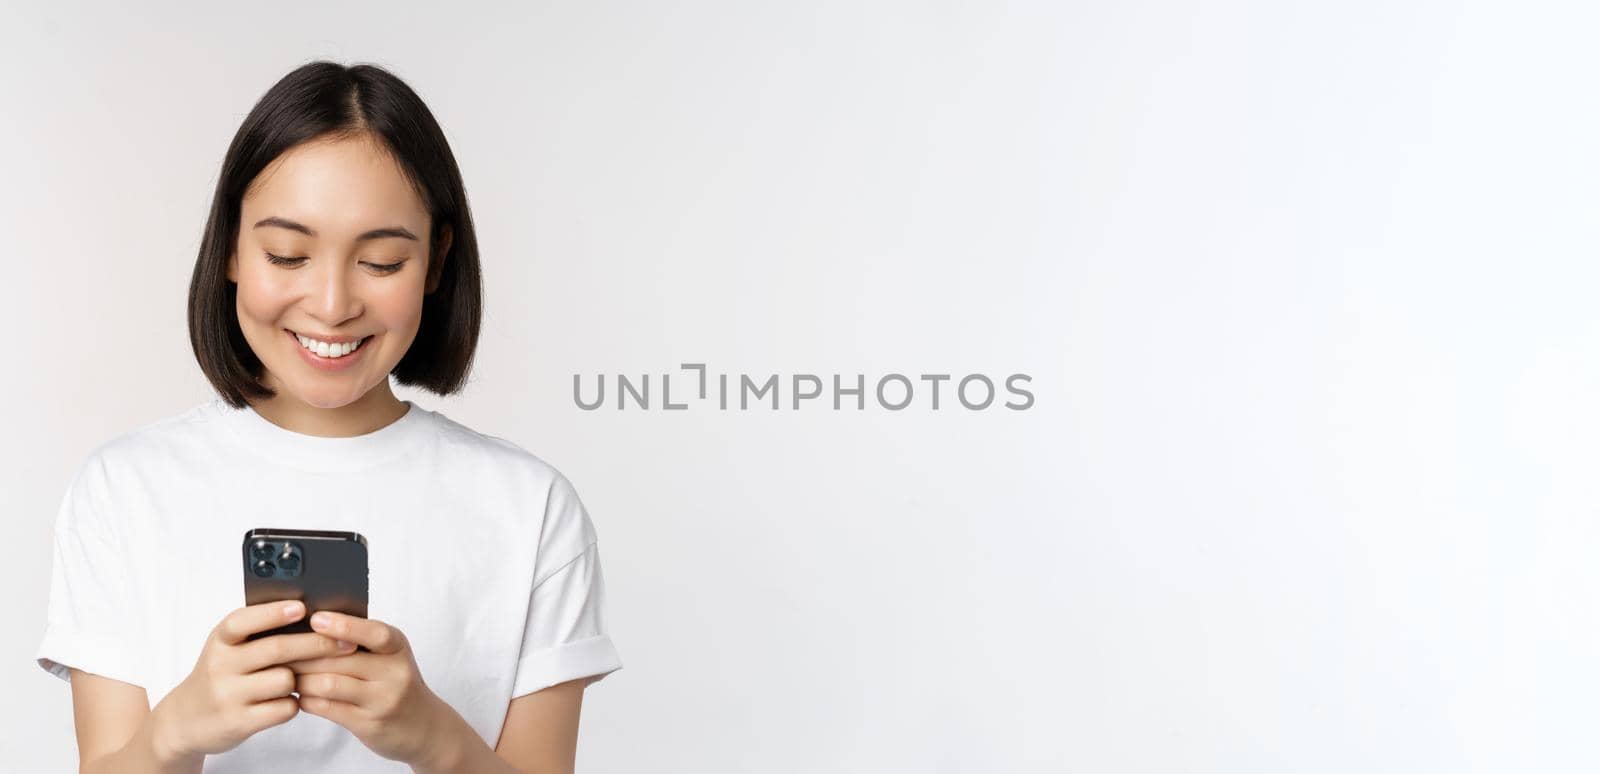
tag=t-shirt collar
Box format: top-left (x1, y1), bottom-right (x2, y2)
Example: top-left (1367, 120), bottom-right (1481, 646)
top-left (211, 397), bottom-right (435, 473)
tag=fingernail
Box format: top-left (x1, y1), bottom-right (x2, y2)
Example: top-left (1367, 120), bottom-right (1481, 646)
top-left (282, 601), bottom-right (303, 619)
top-left (311, 612), bottom-right (331, 629)
top-left (337, 639), bottom-right (355, 652)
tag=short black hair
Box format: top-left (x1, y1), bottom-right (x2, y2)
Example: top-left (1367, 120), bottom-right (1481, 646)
top-left (188, 60), bottom-right (482, 409)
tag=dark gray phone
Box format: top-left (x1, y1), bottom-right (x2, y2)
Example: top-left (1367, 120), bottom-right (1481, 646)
top-left (241, 528), bottom-right (368, 642)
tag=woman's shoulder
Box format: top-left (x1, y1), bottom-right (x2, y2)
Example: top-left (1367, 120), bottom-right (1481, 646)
top-left (74, 399), bottom-right (224, 474)
top-left (422, 408), bottom-right (576, 489)
top-left (55, 400), bottom-right (222, 517)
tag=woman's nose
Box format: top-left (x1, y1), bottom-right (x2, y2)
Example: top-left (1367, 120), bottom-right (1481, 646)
top-left (306, 259), bottom-right (361, 323)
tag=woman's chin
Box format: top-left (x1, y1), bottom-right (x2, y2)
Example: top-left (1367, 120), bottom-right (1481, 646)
top-left (276, 380), bottom-right (374, 411)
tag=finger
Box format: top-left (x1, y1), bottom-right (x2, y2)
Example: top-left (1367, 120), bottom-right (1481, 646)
top-left (282, 651), bottom-right (382, 679)
top-left (295, 672), bottom-right (373, 706)
top-left (235, 631), bottom-right (356, 673)
top-left (310, 612), bottom-right (406, 655)
top-left (298, 695), bottom-right (365, 731)
top-left (215, 600), bottom-right (306, 645)
top-left (234, 666), bottom-right (297, 703)
top-left (241, 696), bottom-right (299, 732)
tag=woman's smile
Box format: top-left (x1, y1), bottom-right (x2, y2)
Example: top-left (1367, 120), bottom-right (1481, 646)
top-left (286, 328), bottom-right (374, 372)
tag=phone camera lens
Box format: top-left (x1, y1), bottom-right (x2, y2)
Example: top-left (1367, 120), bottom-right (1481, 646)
top-left (253, 559), bottom-right (276, 577)
top-left (251, 540), bottom-right (275, 560)
top-left (278, 551), bottom-right (301, 572)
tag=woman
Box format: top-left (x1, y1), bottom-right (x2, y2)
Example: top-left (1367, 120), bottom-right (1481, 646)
top-left (35, 60), bottom-right (622, 773)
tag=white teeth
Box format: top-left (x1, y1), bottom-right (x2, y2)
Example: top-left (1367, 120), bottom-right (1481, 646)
top-left (295, 333), bottom-right (364, 359)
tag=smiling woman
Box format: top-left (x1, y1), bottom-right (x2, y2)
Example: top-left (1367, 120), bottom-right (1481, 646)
top-left (225, 133), bottom-right (451, 414)
top-left (186, 65), bottom-right (482, 435)
top-left (37, 60), bottom-right (622, 774)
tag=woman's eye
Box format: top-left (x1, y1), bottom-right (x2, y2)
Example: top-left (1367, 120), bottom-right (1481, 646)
top-left (265, 252), bottom-right (307, 267)
top-left (264, 252), bottom-right (404, 274)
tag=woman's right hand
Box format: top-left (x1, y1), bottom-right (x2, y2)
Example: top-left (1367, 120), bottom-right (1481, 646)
top-left (148, 600), bottom-right (357, 762)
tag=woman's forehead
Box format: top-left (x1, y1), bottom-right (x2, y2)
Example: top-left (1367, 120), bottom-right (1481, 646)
top-left (242, 136), bottom-right (428, 235)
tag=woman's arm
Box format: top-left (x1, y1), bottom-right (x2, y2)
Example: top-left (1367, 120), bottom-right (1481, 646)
top-left (284, 611), bottom-right (595, 774)
top-left (64, 602), bottom-right (353, 773)
top-left (415, 676), bottom-right (590, 774)
top-left (493, 677), bottom-right (588, 773)
top-left (67, 669), bottom-right (201, 774)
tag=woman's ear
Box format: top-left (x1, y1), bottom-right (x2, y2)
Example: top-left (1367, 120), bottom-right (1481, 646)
top-left (226, 251), bottom-right (238, 283)
top-left (425, 224), bottom-right (453, 295)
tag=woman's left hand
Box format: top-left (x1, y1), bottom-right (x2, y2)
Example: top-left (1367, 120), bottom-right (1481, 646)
top-left (286, 611), bottom-right (458, 766)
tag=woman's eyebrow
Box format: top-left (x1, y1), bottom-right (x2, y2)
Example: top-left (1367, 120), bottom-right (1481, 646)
top-left (253, 215), bottom-right (418, 242)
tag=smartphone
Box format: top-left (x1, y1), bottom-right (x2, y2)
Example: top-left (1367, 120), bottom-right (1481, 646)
top-left (241, 528), bottom-right (368, 642)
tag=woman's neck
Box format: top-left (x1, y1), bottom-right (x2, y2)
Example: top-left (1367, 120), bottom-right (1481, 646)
top-left (245, 382), bottom-right (410, 438)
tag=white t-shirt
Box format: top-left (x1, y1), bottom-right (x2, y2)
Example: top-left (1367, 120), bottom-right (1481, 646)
top-left (36, 397), bottom-right (622, 771)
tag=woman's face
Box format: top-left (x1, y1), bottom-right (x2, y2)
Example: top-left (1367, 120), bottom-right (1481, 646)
top-left (228, 134), bottom-right (448, 410)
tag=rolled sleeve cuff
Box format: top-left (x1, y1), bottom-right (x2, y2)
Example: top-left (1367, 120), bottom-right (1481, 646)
top-left (36, 625), bottom-right (144, 689)
top-left (509, 634), bottom-right (622, 699)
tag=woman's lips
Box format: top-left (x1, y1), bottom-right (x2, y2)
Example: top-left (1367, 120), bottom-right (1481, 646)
top-left (286, 329), bottom-right (371, 372)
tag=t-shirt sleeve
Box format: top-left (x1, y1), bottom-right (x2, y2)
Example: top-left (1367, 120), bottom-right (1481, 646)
top-left (36, 452), bottom-right (145, 688)
top-left (509, 473), bottom-right (623, 699)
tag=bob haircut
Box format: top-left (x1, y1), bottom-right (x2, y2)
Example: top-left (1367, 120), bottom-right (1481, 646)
top-left (188, 60), bottom-right (482, 409)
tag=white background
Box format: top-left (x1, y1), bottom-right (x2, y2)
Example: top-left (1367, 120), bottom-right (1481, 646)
top-left (3, 1), bottom-right (1597, 771)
